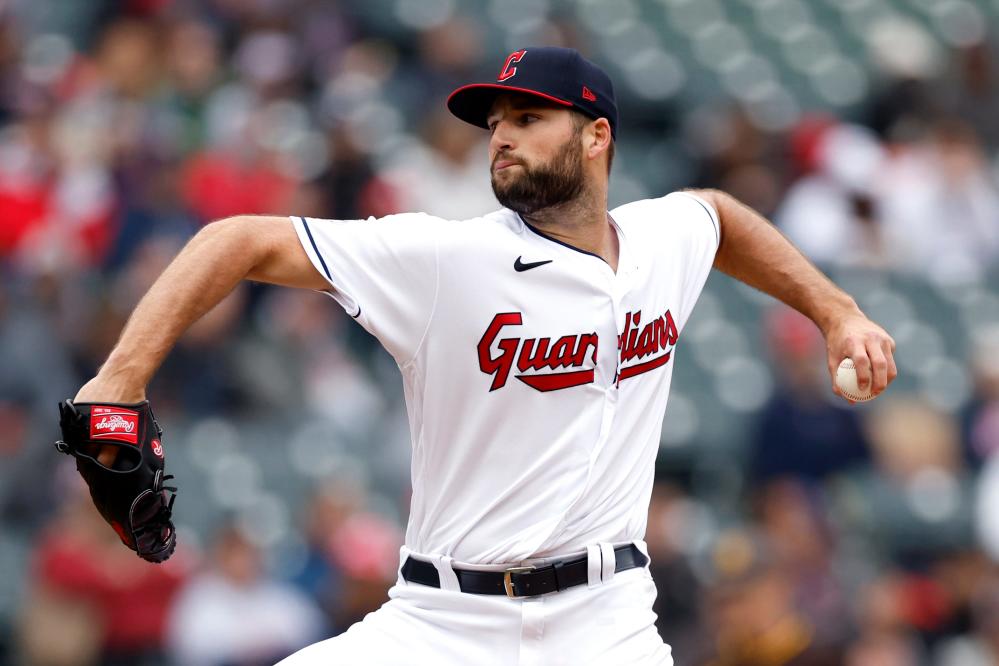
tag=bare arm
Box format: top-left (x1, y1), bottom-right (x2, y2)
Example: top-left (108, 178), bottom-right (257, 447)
top-left (75, 216), bottom-right (327, 464)
top-left (693, 188), bottom-right (897, 400)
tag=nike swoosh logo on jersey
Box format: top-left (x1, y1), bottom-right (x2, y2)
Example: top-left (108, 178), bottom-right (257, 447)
top-left (514, 256), bottom-right (553, 272)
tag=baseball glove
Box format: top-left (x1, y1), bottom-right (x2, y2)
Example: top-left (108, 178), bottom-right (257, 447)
top-left (55, 400), bottom-right (177, 563)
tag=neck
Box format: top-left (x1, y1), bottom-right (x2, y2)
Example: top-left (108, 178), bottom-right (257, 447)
top-left (519, 185), bottom-right (618, 270)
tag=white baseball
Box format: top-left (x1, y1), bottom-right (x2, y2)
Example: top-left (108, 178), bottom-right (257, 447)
top-left (836, 358), bottom-right (875, 402)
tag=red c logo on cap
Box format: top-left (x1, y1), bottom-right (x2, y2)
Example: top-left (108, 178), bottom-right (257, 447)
top-left (497, 50), bottom-right (527, 82)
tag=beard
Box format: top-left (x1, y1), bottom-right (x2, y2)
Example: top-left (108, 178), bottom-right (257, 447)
top-left (491, 132), bottom-right (586, 216)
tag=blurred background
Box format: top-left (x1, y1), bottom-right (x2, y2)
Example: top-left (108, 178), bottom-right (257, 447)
top-left (1, 0), bottom-right (999, 664)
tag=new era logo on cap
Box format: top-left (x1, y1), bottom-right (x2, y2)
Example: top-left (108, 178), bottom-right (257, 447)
top-left (446, 46), bottom-right (619, 139)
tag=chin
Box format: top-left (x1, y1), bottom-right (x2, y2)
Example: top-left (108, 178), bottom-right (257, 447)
top-left (491, 175), bottom-right (517, 196)
top-left (492, 185), bottom-right (519, 205)
top-left (491, 166), bottom-right (517, 181)
top-left (497, 162), bottom-right (528, 178)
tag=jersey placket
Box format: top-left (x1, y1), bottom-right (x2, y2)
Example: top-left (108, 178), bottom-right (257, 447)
top-left (594, 220), bottom-right (637, 460)
top-left (518, 214), bottom-right (640, 385)
top-left (519, 218), bottom-right (638, 549)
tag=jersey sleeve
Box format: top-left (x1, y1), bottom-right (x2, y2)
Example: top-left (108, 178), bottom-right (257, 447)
top-left (291, 213), bottom-right (442, 364)
top-left (655, 191), bottom-right (721, 328)
top-left (619, 192), bottom-right (721, 329)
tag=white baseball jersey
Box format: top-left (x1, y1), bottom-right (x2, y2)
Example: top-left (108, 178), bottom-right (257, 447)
top-left (291, 191), bottom-right (719, 565)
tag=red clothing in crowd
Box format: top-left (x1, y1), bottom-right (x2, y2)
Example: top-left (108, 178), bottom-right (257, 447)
top-left (32, 528), bottom-right (190, 652)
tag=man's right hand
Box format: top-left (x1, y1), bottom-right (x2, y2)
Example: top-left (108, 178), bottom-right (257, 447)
top-left (74, 375), bottom-right (147, 405)
top-left (73, 376), bottom-right (147, 466)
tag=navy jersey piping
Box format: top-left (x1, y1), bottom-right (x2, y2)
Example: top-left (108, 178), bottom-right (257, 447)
top-left (518, 214), bottom-right (610, 266)
top-left (299, 217), bottom-right (333, 281)
top-left (682, 195), bottom-right (721, 247)
top-left (299, 216), bottom-right (362, 319)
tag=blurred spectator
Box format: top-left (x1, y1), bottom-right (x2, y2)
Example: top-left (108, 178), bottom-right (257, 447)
top-left (837, 398), bottom-right (975, 564)
top-left (754, 480), bottom-right (852, 653)
top-left (287, 480), bottom-right (364, 634)
top-left (935, 578), bottom-right (999, 665)
top-left (180, 144), bottom-right (296, 224)
top-left (977, 453), bottom-right (999, 563)
top-left (938, 42), bottom-right (999, 151)
top-left (383, 107), bottom-right (496, 220)
top-left (163, 19), bottom-right (223, 109)
top-left (405, 17), bottom-right (485, 110)
top-left (878, 118), bottom-right (999, 285)
top-left (0, 274), bottom-right (76, 418)
top-left (166, 523), bottom-right (324, 666)
top-left (963, 326), bottom-right (999, 467)
top-left (690, 105), bottom-right (785, 217)
top-left (646, 481), bottom-right (709, 657)
top-left (750, 307), bottom-right (870, 483)
top-left (862, 14), bottom-right (943, 144)
top-left (325, 508), bottom-right (403, 629)
top-left (19, 480), bottom-right (191, 666)
top-left (777, 122), bottom-right (892, 270)
top-left (94, 19), bottom-right (162, 101)
top-left (692, 528), bottom-right (842, 665)
top-left (0, 18), bottom-right (20, 125)
top-left (313, 124), bottom-right (399, 221)
top-left (843, 630), bottom-right (923, 666)
top-left (0, 119), bottom-right (55, 261)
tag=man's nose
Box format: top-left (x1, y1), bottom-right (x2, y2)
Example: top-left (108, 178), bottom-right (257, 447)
top-left (489, 122), bottom-right (514, 155)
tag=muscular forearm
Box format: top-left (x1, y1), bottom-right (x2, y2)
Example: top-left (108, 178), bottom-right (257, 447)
top-left (75, 214), bottom-right (323, 465)
top-left (93, 220), bottom-right (261, 399)
top-left (88, 214), bottom-right (325, 402)
top-left (696, 188), bottom-right (896, 399)
top-left (699, 189), bottom-right (861, 334)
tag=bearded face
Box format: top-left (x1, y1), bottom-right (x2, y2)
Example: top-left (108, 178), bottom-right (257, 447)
top-left (491, 123), bottom-right (586, 216)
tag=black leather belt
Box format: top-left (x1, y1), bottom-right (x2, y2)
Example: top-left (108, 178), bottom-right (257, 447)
top-left (400, 544), bottom-right (647, 599)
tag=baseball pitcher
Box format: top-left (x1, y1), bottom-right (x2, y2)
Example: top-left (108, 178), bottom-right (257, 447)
top-left (60, 48), bottom-right (897, 664)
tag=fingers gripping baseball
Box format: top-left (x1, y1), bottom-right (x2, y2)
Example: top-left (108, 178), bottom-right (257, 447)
top-left (825, 316), bottom-right (897, 403)
top-left (866, 337), bottom-right (894, 394)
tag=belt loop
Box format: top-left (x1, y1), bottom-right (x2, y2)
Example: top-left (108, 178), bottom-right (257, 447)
top-left (432, 554), bottom-right (461, 592)
top-left (586, 544), bottom-right (602, 588)
top-left (552, 560), bottom-right (566, 592)
top-left (599, 542), bottom-right (616, 583)
top-left (398, 545), bottom-right (412, 584)
top-left (633, 539), bottom-right (650, 567)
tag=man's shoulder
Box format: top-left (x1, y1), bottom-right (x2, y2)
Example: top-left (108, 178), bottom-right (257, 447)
top-left (301, 209), bottom-right (514, 236)
top-left (428, 208), bottom-right (523, 240)
top-left (380, 207), bottom-right (517, 229)
top-left (378, 208), bottom-right (522, 255)
top-left (611, 190), bottom-right (718, 227)
top-left (452, 207), bottom-right (520, 227)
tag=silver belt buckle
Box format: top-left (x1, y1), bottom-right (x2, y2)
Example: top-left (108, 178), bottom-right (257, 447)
top-left (503, 565), bottom-right (536, 599)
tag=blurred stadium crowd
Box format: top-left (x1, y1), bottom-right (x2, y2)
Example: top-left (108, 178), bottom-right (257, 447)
top-left (2, 0), bottom-right (999, 664)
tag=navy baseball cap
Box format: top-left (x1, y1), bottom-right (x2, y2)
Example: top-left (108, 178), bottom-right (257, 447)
top-left (447, 47), bottom-right (618, 139)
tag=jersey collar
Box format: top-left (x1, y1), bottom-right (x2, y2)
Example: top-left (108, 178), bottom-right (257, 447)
top-left (513, 210), bottom-right (635, 277)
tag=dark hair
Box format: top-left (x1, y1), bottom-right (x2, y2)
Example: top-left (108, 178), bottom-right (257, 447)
top-left (571, 110), bottom-right (614, 174)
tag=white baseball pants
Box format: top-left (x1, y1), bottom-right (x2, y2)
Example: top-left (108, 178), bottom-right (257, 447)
top-left (278, 541), bottom-right (673, 666)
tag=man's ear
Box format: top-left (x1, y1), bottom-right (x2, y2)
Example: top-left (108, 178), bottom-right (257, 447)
top-left (585, 118), bottom-right (612, 161)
